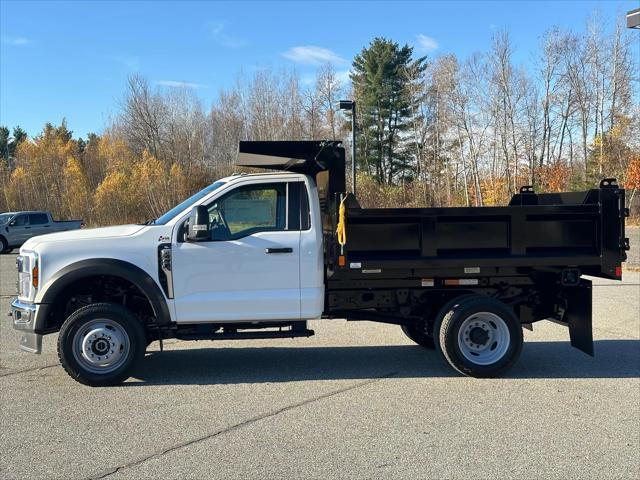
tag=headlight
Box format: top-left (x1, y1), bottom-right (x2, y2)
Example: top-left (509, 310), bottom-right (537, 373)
top-left (17, 252), bottom-right (39, 302)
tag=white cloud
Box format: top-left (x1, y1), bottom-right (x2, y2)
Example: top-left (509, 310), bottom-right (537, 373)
top-left (2, 36), bottom-right (29, 46)
top-left (416, 34), bottom-right (438, 53)
top-left (282, 46), bottom-right (347, 66)
top-left (209, 22), bottom-right (247, 48)
top-left (156, 80), bottom-right (206, 89)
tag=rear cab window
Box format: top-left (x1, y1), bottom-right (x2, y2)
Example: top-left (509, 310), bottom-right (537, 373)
top-left (29, 213), bottom-right (49, 224)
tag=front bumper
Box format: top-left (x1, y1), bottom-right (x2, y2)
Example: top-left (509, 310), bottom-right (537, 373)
top-left (9, 298), bottom-right (42, 354)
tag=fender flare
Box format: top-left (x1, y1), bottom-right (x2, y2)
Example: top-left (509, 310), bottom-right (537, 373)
top-left (37, 258), bottom-right (172, 326)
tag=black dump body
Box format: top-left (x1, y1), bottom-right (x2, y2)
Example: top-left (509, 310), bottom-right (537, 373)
top-left (339, 183), bottom-right (628, 280)
top-left (238, 141), bottom-right (630, 356)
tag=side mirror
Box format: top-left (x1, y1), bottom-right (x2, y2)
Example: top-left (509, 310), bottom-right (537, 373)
top-left (187, 205), bottom-right (210, 241)
top-left (8, 220), bottom-right (16, 227)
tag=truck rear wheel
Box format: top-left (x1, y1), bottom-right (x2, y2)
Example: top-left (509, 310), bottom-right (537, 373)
top-left (400, 324), bottom-right (435, 349)
top-left (435, 296), bottom-right (523, 378)
top-left (57, 303), bottom-right (146, 387)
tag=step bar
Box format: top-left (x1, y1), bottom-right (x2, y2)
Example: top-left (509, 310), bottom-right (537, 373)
top-left (174, 321), bottom-right (315, 341)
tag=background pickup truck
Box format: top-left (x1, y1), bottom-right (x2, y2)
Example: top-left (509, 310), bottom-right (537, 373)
top-left (0, 211), bottom-right (83, 253)
top-left (9, 141), bottom-right (629, 386)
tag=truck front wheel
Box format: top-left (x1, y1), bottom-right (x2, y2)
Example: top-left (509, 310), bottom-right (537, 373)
top-left (435, 296), bottom-right (523, 378)
top-left (57, 303), bottom-right (146, 386)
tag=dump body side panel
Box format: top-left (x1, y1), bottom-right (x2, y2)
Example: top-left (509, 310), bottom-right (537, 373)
top-left (328, 184), bottom-right (627, 281)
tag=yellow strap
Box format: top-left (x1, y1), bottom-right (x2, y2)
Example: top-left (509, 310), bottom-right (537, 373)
top-left (336, 195), bottom-right (347, 252)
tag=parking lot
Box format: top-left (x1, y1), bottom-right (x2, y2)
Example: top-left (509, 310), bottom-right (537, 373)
top-left (1, 228), bottom-right (638, 479)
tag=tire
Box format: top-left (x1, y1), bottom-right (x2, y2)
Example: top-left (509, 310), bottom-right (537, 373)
top-left (401, 324), bottom-right (435, 349)
top-left (0, 236), bottom-right (9, 254)
top-left (434, 296), bottom-right (523, 378)
top-left (57, 303), bottom-right (146, 387)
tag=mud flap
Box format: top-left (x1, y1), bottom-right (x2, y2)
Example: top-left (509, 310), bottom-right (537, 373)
top-left (564, 279), bottom-right (593, 356)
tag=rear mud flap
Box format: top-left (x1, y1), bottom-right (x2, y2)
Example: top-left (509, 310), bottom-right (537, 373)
top-left (564, 279), bottom-right (594, 356)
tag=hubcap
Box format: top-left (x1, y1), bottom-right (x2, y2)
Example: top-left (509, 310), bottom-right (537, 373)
top-left (457, 312), bottom-right (510, 366)
top-left (72, 319), bottom-right (130, 374)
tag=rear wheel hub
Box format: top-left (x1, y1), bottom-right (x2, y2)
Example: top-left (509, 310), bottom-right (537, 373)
top-left (458, 312), bottom-right (511, 366)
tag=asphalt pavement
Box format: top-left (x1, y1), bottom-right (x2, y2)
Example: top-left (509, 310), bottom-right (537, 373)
top-left (0, 229), bottom-right (638, 479)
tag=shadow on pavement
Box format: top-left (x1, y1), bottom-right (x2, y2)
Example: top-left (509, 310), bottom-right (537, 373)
top-left (128, 339), bottom-right (640, 386)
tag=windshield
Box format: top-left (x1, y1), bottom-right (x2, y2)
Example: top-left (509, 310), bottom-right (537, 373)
top-left (154, 181), bottom-right (226, 225)
top-left (0, 214), bottom-right (14, 224)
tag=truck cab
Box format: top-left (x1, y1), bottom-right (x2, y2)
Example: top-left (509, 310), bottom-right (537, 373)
top-left (166, 171), bottom-right (324, 323)
top-left (10, 141), bottom-right (629, 386)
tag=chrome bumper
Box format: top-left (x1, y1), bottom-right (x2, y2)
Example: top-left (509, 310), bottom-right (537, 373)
top-left (9, 298), bottom-right (42, 354)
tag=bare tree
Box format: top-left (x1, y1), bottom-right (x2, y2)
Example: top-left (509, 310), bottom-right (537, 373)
top-left (119, 75), bottom-right (167, 158)
top-left (316, 63), bottom-right (343, 139)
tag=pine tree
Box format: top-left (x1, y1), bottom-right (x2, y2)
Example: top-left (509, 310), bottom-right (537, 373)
top-left (0, 127), bottom-right (9, 162)
top-left (351, 38), bottom-right (426, 184)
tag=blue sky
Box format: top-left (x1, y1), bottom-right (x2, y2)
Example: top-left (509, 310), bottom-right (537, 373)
top-left (1, 0), bottom-right (637, 138)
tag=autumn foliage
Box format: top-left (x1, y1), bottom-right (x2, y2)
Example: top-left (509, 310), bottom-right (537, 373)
top-left (1, 125), bottom-right (200, 226)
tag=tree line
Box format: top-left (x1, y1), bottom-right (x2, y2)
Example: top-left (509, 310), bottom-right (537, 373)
top-left (1, 12), bottom-right (638, 226)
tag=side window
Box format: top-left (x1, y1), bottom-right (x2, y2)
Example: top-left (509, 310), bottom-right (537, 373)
top-left (29, 213), bottom-right (48, 225)
top-left (208, 183), bottom-right (286, 240)
top-left (12, 215), bottom-right (28, 226)
top-left (287, 182), bottom-right (311, 231)
top-left (300, 184), bottom-right (310, 230)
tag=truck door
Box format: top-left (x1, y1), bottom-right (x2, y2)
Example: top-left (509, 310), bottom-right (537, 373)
top-left (171, 181), bottom-right (302, 323)
top-left (8, 214), bottom-right (30, 245)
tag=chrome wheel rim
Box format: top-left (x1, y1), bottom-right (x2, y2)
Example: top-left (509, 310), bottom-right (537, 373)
top-left (72, 319), bottom-right (130, 374)
top-left (457, 312), bottom-right (510, 366)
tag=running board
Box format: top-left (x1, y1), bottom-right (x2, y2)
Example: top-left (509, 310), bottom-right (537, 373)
top-left (175, 321), bottom-right (315, 341)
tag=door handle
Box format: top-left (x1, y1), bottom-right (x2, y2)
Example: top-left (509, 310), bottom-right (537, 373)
top-left (24, 227), bottom-right (31, 229)
top-left (265, 247), bottom-right (293, 254)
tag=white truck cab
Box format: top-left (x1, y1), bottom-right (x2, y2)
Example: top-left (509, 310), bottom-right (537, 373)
top-left (167, 171), bottom-right (324, 323)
